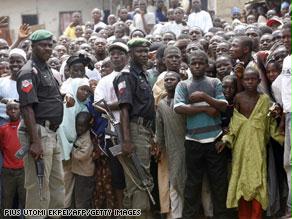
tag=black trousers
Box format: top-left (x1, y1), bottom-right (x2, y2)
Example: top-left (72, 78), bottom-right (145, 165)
top-left (182, 140), bottom-right (229, 219)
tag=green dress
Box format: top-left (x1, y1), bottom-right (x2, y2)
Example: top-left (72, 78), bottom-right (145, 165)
top-left (222, 94), bottom-right (283, 210)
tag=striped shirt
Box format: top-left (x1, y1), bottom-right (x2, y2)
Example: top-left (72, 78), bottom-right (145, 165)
top-left (174, 76), bottom-right (227, 143)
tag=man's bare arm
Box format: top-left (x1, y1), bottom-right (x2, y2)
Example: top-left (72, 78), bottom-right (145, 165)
top-left (21, 105), bottom-right (43, 160)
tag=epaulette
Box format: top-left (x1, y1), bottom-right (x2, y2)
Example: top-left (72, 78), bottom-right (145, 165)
top-left (120, 65), bottom-right (130, 74)
top-left (32, 66), bottom-right (39, 75)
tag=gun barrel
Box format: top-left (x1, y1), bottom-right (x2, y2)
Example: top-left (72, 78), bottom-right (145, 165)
top-left (35, 159), bottom-right (44, 201)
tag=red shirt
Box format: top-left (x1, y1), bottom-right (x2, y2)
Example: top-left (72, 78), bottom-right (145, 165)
top-left (0, 120), bottom-right (24, 169)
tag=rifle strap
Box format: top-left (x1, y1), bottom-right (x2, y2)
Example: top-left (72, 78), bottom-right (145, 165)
top-left (117, 156), bottom-right (146, 191)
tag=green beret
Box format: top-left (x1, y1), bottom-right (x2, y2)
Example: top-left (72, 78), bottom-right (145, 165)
top-left (30, 29), bottom-right (53, 42)
top-left (127, 38), bottom-right (151, 49)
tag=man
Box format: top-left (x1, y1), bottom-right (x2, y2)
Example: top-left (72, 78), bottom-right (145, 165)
top-left (118, 7), bottom-right (129, 22)
top-left (63, 11), bottom-right (82, 40)
top-left (162, 7), bottom-right (187, 38)
top-left (113, 38), bottom-right (155, 219)
top-left (230, 36), bottom-right (269, 94)
top-left (94, 41), bottom-right (129, 210)
top-left (133, 0), bottom-right (156, 34)
top-left (92, 8), bottom-right (107, 32)
top-left (17, 30), bottom-right (65, 216)
top-left (187, 0), bottom-right (213, 33)
top-left (0, 48), bottom-right (26, 125)
top-left (155, 72), bottom-right (185, 219)
top-left (153, 46), bottom-right (181, 105)
top-left (278, 22), bottom-right (291, 219)
top-left (245, 26), bottom-right (261, 52)
top-left (259, 33), bottom-right (274, 51)
top-left (93, 37), bottom-right (108, 61)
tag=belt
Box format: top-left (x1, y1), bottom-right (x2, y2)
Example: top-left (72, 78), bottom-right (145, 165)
top-left (37, 120), bottom-right (59, 132)
top-left (131, 117), bottom-right (153, 129)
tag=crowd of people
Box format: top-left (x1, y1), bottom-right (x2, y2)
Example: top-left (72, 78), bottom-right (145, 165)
top-left (0, 0), bottom-right (291, 218)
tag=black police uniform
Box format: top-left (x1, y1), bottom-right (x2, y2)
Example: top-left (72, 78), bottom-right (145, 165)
top-left (17, 57), bottom-right (63, 128)
top-left (113, 61), bottom-right (155, 215)
top-left (16, 56), bottom-right (65, 210)
top-left (113, 61), bottom-right (155, 124)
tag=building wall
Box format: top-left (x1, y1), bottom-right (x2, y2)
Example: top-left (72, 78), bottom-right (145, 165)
top-left (1, 0), bottom-right (104, 40)
top-left (180, 0), bottom-right (246, 22)
top-left (215, 0), bottom-right (246, 22)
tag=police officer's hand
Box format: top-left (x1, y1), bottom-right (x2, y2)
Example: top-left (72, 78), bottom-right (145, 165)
top-left (30, 140), bottom-right (43, 160)
top-left (122, 141), bottom-right (134, 155)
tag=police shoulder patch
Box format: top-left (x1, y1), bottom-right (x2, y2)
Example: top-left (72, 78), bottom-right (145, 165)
top-left (21, 79), bottom-right (33, 93)
top-left (32, 67), bottom-right (39, 75)
top-left (118, 81), bottom-right (126, 95)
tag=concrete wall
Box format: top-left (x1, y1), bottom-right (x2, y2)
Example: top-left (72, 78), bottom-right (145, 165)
top-left (215, 0), bottom-right (246, 22)
top-left (1, 0), bottom-right (105, 40)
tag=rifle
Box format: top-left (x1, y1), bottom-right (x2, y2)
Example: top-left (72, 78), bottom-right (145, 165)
top-left (92, 99), bottom-right (156, 205)
top-left (35, 159), bottom-right (44, 201)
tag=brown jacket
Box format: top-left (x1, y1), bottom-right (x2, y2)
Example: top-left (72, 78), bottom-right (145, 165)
top-left (71, 131), bottom-right (95, 176)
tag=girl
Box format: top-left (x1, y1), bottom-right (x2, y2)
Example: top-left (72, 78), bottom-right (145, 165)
top-left (57, 77), bottom-right (91, 208)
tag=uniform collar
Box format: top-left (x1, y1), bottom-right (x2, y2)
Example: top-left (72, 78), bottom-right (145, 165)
top-left (32, 56), bottom-right (49, 70)
top-left (130, 61), bottom-right (145, 76)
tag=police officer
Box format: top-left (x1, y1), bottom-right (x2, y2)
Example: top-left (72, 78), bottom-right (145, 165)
top-left (113, 38), bottom-right (155, 219)
top-left (17, 30), bottom-right (65, 216)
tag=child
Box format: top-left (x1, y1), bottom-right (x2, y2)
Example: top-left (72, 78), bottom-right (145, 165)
top-left (221, 66), bottom-right (283, 219)
top-left (205, 59), bottom-right (216, 78)
top-left (221, 75), bottom-right (237, 132)
top-left (0, 101), bottom-right (25, 210)
top-left (266, 59), bottom-right (281, 101)
top-left (215, 55), bottom-right (233, 82)
top-left (57, 78), bottom-right (91, 208)
top-left (0, 61), bottom-right (9, 77)
top-left (72, 111), bottom-right (95, 209)
top-left (174, 50), bottom-right (229, 219)
top-left (266, 59), bottom-right (281, 84)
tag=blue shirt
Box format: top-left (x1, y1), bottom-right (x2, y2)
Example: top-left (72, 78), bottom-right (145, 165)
top-left (174, 76), bottom-right (227, 143)
top-left (86, 95), bottom-right (108, 138)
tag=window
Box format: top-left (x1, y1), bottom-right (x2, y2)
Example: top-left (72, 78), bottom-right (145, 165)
top-left (22, 15), bottom-right (39, 25)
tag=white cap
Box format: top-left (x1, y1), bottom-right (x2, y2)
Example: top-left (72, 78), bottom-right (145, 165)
top-left (9, 48), bottom-right (27, 61)
top-left (108, 42), bottom-right (129, 53)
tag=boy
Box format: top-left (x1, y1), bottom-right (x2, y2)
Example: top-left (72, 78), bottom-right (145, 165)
top-left (174, 50), bottom-right (229, 219)
top-left (0, 101), bottom-right (25, 210)
top-left (72, 112), bottom-right (95, 210)
top-left (220, 66), bottom-right (283, 219)
top-left (156, 71), bottom-right (185, 219)
top-left (215, 56), bottom-right (233, 82)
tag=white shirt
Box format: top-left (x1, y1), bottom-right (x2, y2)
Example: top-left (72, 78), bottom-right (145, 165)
top-left (187, 10), bottom-right (213, 33)
top-left (272, 74), bottom-right (283, 106)
top-left (94, 71), bottom-right (120, 122)
top-left (133, 12), bottom-right (156, 33)
top-left (281, 55), bottom-right (291, 113)
top-left (94, 21), bottom-right (107, 32)
top-left (0, 77), bottom-right (18, 119)
top-left (162, 21), bottom-right (187, 38)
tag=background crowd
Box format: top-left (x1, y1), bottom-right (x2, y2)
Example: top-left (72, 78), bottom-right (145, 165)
top-left (0, 0), bottom-right (291, 218)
